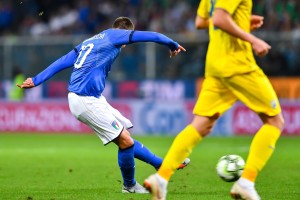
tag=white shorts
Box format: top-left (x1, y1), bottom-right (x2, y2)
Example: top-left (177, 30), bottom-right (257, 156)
top-left (68, 92), bottom-right (133, 145)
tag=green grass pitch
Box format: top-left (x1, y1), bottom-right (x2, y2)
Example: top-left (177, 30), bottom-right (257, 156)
top-left (0, 134), bottom-right (299, 200)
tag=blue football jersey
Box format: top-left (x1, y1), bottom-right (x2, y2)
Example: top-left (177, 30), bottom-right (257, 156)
top-left (69, 29), bottom-right (132, 97)
top-left (31, 29), bottom-right (179, 98)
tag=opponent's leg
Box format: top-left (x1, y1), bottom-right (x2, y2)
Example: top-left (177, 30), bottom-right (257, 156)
top-left (157, 115), bottom-right (217, 181)
top-left (243, 114), bottom-right (284, 181)
top-left (144, 76), bottom-right (234, 200)
top-left (222, 70), bottom-right (284, 199)
top-left (144, 115), bottom-right (218, 200)
top-left (231, 113), bottom-right (284, 200)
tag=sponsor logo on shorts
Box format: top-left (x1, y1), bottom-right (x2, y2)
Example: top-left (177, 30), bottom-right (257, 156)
top-left (111, 120), bottom-right (120, 130)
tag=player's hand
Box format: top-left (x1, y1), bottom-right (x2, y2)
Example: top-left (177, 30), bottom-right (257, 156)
top-left (170, 45), bottom-right (186, 58)
top-left (250, 15), bottom-right (264, 31)
top-left (16, 78), bottom-right (35, 89)
top-left (251, 37), bottom-right (271, 57)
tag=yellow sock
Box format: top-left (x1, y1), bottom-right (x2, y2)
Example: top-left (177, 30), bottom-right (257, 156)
top-left (242, 124), bottom-right (281, 182)
top-left (158, 125), bottom-right (202, 181)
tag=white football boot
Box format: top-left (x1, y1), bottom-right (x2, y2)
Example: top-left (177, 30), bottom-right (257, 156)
top-left (230, 181), bottom-right (261, 200)
top-left (144, 174), bottom-right (168, 200)
top-left (122, 182), bottom-right (149, 193)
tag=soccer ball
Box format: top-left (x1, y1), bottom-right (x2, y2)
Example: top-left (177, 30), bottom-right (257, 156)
top-left (216, 154), bottom-right (245, 182)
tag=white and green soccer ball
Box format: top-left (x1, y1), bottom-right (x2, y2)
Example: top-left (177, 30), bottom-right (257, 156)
top-left (216, 154), bottom-right (245, 182)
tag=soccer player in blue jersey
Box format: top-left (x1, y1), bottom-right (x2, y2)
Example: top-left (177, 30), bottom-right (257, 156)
top-left (17, 17), bottom-right (187, 194)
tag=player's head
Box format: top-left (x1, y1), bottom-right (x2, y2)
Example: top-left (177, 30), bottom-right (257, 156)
top-left (112, 17), bottom-right (134, 30)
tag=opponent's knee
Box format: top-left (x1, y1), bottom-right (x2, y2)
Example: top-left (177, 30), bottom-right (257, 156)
top-left (191, 124), bottom-right (213, 137)
top-left (261, 113), bottom-right (285, 131)
top-left (191, 115), bottom-right (218, 137)
top-left (276, 115), bottom-right (285, 131)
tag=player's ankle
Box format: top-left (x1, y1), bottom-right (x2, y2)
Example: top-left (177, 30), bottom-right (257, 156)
top-left (238, 177), bottom-right (255, 188)
top-left (156, 173), bottom-right (168, 184)
top-left (241, 168), bottom-right (257, 182)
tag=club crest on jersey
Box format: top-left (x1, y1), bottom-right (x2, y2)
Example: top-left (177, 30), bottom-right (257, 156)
top-left (270, 100), bottom-right (277, 109)
top-left (111, 120), bottom-right (120, 130)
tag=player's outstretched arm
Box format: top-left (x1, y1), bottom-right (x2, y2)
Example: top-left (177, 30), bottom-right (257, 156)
top-left (17, 49), bottom-right (78, 89)
top-left (130, 31), bottom-right (186, 57)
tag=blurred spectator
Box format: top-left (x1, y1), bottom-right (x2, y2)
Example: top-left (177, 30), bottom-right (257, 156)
top-left (30, 17), bottom-right (49, 36)
top-left (49, 5), bottom-right (78, 34)
top-left (0, 1), bottom-right (13, 35)
top-left (9, 67), bottom-right (25, 101)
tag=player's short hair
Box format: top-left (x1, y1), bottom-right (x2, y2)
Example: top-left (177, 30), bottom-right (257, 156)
top-left (112, 17), bottom-right (134, 30)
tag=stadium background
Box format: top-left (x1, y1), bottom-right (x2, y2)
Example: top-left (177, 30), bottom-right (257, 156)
top-left (1, 2), bottom-right (300, 200)
top-left (0, 0), bottom-right (299, 135)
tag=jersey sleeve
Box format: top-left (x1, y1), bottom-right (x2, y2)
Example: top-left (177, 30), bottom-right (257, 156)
top-left (130, 31), bottom-right (179, 51)
top-left (197, 0), bottom-right (209, 19)
top-left (73, 44), bottom-right (82, 54)
top-left (109, 29), bottom-right (133, 46)
top-left (32, 48), bottom-right (78, 86)
top-left (109, 29), bottom-right (179, 51)
top-left (215, 0), bottom-right (242, 15)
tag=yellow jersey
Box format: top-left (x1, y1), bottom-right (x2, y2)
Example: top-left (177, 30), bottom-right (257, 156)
top-left (197, 0), bottom-right (259, 77)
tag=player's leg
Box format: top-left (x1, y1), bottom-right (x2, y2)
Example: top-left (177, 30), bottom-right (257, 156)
top-left (157, 76), bottom-right (236, 180)
top-left (144, 115), bottom-right (216, 200)
top-left (156, 115), bottom-right (217, 180)
top-left (144, 77), bottom-right (237, 199)
top-left (68, 93), bottom-right (147, 193)
top-left (103, 96), bottom-right (162, 169)
top-left (112, 129), bottom-right (148, 193)
top-left (112, 129), bottom-right (135, 187)
top-left (104, 96), bottom-right (188, 170)
top-left (242, 113), bottom-right (284, 182)
top-left (133, 139), bottom-right (163, 169)
top-left (231, 113), bottom-right (284, 199)
top-left (133, 139), bottom-right (190, 170)
top-left (224, 69), bottom-right (284, 199)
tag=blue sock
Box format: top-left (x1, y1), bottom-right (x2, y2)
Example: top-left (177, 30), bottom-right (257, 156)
top-left (134, 139), bottom-right (163, 170)
top-left (118, 145), bottom-right (136, 187)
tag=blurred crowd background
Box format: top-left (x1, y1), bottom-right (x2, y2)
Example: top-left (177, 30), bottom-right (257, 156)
top-left (0, 0), bottom-right (299, 36)
top-left (0, 0), bottom-right (299, 81)
top-left (0, 0), bottom-right (299, 87)
top-left (0, 1), bottom-right (300, 134)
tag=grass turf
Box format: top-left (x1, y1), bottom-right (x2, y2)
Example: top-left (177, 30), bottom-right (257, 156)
top-left (0, 134), bottom-right (299, 200)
